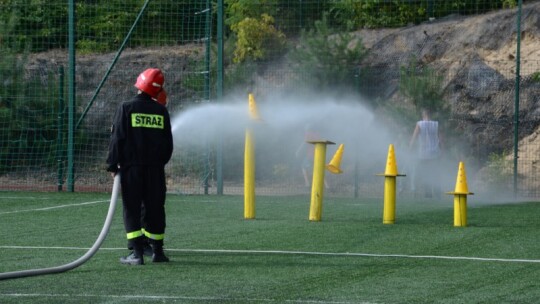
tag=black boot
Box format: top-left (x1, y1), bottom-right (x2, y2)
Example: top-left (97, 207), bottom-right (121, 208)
top-left (152, 245), bottom-right (169, 263)
top-left (143, 240), bottom-right (153, 257)
top-left (120, 243), bottom-right (144, 265)
top-left (128, 238), bottom-right (153, 257)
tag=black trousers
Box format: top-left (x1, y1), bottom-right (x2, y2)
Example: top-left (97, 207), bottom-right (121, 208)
top-left (120, 165), bottom-right (167, 249)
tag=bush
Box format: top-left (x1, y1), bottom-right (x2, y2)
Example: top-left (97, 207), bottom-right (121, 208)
top-left (399, 57), bottom-right (446, 114)
top-left (230, 14), bottom-right (287, 63)
top-left (328, 0), bottom-right (427, 29)
top-left (484, 151), bottom-right (513, 191)
top-left (0, 54), bottom-right (60, 172)
top-left (288, 14), bottom-right (368, 92)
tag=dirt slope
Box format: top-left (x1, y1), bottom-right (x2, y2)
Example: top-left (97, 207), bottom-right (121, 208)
top-left (349, 2), bottom-right (540, 192)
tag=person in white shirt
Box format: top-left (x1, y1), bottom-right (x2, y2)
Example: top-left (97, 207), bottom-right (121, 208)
top-left (409, 108), bottom-right (441, 198)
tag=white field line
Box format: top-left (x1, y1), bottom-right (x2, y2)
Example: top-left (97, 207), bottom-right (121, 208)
top-left (1, 245), bottom-right (539, 264)
top-left (0, 293), bottom-right (371, 304)
top-left (0, 200), bottom-right (109, 215)
top-left (1, 199), bottom-right (538, 264)
top-left (0, 196), bottom-right (52, 200)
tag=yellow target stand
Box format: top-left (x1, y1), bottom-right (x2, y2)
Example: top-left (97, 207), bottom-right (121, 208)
top-left (446, 161), bottom-right (473, 227)
top-left (244, 93), bottom-right (262, 220)
top-left (308, 140), bottom-right (335, 221)
top-left (377, 144), bottom-right (405, 224)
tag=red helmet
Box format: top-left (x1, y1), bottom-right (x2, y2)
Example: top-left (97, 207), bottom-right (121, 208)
top-left (134, 68), bottom-right (164, 98)
top-left (153, 89), bottom-right (168, 106)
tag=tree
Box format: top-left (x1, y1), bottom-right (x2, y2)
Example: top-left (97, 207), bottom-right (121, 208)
top-left (399, 58), bottom-right (446, 114)
top-left (230, 13), bottom-right (286, 63)
top-left (289, 14), bottom-right (367, 92)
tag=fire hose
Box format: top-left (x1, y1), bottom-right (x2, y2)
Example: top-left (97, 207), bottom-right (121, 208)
top-left (0, 174), bottom-right (120, 280)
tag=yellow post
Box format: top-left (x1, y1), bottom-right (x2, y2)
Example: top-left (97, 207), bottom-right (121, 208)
top-left (453, 195), bottom-right (467, 227)
top-left (446, 161), bottom-right (473, 227)
top-left (377, 144), bottom-right (405, 224)
top-left (308, 140), bottom-right (335, 221)
top-left (244, 128), bottom-right (256, 219)
top-left (383, 177), bottom-right (397, 224)
top-left (248, 93), bottom-right (261, 120)
top-left (243, 93), bottom-right (262, 220)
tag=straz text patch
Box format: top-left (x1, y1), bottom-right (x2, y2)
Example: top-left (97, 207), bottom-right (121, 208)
top-left (131, 113), bottom-right (164, 129)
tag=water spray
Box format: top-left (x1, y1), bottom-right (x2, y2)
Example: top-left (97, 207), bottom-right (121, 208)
top-left (0, 174), bottom-right (121, 280)
top-left (169, 92), bottom-right (396, 200)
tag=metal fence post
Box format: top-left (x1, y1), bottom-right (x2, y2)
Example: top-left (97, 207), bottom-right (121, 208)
top-left (216, 0), bottom-right (224, 195)
top-left (513, 0), bottom-right (523, 197)
top-left (67, 0), bottom-right (76, 192)
top-left (57, 66), bottom-right (65, 192)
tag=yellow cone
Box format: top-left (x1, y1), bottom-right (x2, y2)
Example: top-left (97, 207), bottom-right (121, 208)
top-left (326, 144), bottom-right (344, 174)
top-left (248, 93), bottom-right (261, 120)
top-left (452, 161), bottom-right (473, 195)
top-left (384, 144), bottom-right (398, 177)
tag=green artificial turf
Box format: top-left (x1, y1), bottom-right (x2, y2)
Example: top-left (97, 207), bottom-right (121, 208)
top-left (0, 192), bottom-right (539, 303)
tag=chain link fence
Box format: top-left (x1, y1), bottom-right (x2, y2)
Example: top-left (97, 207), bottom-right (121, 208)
top-left (1, 0), bottom-right (539, 198)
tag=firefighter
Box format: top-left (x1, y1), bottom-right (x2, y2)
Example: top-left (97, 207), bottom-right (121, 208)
top-left (106, 68), bottom-right (173, 265)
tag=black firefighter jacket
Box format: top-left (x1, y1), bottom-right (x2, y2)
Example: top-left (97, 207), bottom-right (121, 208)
top-left (106, 93), bottom-right (173, 173)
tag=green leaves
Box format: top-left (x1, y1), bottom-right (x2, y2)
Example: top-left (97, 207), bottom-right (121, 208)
top-left (289, 14), bottom-right (367, 91)
top-left (399, 58), bottom-right (445, 113)
top-left (230, 14), bottom-right (287, 63)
